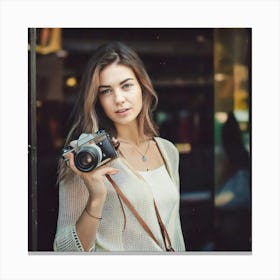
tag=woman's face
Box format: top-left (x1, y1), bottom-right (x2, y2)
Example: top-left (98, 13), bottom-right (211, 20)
top-left (98, 63), bottom-right (143, 127)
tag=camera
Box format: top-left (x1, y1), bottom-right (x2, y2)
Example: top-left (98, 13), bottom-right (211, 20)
top-left (62, 130), bottom-right (118, 172)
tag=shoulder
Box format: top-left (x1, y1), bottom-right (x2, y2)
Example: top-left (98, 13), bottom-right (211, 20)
top-left (154, 137), bottom-right (180, 183)
top-left (154, 136), bottom-right (177, 149)
top-left (154, 137), bottom-right (179, 158)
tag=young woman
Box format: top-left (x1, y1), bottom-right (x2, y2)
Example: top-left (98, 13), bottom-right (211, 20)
top-left (54, 41), bottom-right (186, 252)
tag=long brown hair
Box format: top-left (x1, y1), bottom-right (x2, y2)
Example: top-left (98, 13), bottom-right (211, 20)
top-left (58, 41), bottom-right (159, 183)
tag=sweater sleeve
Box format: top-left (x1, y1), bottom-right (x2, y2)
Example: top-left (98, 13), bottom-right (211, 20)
top-left (172, 145), bottom-right (180, 191)
top-left (168, 143), bottom-right (186, 251)
top-left (53, 175), bottom-right (95, 252)
top-left (158, 137), bottom-right (180, 190)
top-left (156, 137), bottom-right (186, 250)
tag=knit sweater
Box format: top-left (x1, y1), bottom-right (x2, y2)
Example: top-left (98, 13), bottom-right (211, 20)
top-left (53, 137), bottom-right (186, 252)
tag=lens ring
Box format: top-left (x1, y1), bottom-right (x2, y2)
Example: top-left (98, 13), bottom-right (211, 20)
top-left (74, 146), bottom-right (101, 172)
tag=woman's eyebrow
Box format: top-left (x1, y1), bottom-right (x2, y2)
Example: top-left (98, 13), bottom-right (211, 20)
top-left (120, 78), bottom-right (134, 85)
top-left (99, 78), bottom-right (134, 89)
top-left (98, 84), bottom-right (110, 89)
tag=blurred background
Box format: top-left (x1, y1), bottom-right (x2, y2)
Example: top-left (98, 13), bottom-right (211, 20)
top-left (28, 28), bottom-right (251, 252)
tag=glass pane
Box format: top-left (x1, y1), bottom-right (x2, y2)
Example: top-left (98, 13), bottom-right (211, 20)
top-left (214, 28), bottom-right (251, 250)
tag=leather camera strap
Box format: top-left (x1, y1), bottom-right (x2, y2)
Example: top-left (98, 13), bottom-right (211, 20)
top-left (105, 175), bottom-right (161, 248)
top-left (105, 174), bottom-right (175, 251)
top-left (153, 201), bottom-right (175, 251)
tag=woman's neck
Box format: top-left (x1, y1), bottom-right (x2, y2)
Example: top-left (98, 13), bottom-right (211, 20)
top-left (115, 122), bottom-right (146, 146)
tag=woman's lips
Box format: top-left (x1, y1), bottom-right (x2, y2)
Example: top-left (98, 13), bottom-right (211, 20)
top-left (115, 108), bottom-right (131, 116)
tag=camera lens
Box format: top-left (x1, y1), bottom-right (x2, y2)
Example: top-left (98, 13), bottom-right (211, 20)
top-left (79, 153), bottom-right (94, 165)
top-left (74, 146), bottom-right (102, 172)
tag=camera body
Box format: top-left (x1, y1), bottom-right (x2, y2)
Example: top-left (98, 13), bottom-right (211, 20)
top-left (62, 130), bottom-right (118, 172)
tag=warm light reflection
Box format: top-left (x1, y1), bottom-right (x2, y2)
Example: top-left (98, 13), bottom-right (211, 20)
top-left (215, 112), bottom-right (228, 124)
top-left (214, 73), bottom-right (228, 82)
top-left (36, 100), bottom-right (43, 108)
top-left (176, 143), bottom-right (191, 154)
top-left (66, 77), bottom-right (77, 87)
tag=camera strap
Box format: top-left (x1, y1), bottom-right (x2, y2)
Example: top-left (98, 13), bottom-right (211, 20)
top-left (105, 175), bottom-right (175, 252)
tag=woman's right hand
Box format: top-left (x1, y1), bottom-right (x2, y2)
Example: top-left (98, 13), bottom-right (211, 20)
top-left (66, 151), bottom-right (119, 203)
top-left (64, 147), bottom-right (119, 252)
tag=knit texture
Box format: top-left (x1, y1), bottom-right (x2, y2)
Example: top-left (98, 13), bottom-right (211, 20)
top-left (53, 137), bottom-right (186, 252)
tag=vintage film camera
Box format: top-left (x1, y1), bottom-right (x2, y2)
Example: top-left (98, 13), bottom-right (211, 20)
top-left (62, 130), bottom-right (118, 172)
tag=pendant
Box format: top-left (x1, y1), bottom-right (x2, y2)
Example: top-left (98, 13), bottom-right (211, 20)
top-left (142, 155), bottom-right (148, 162)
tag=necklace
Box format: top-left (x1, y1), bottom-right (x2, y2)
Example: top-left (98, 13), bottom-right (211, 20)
top-left (119, 139), bottom-right (150, 162)
top-left (138, 140), bottom-right (150, 162)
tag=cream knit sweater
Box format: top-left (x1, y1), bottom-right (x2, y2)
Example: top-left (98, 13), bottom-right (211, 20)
top-left (54, 137), bottom-right (186, 252)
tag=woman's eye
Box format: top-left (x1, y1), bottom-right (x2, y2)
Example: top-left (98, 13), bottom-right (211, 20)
top-left (123, 83), bottom-right (133, 90)
top-left (99, 88), bottom-right (111, 95)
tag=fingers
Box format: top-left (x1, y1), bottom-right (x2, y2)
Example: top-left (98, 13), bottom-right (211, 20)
top-left (112, 137), bottom-right (120, 150)
top-left (66, 152), bottom-right (81, 174)
top-left (91, 165), bottom-right (119, 176)
top-left (102, 167), bottom-right (119, 175)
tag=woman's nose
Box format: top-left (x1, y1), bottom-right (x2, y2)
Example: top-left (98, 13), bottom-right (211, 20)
top-left (114, 89), bottom-right (125, 104)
